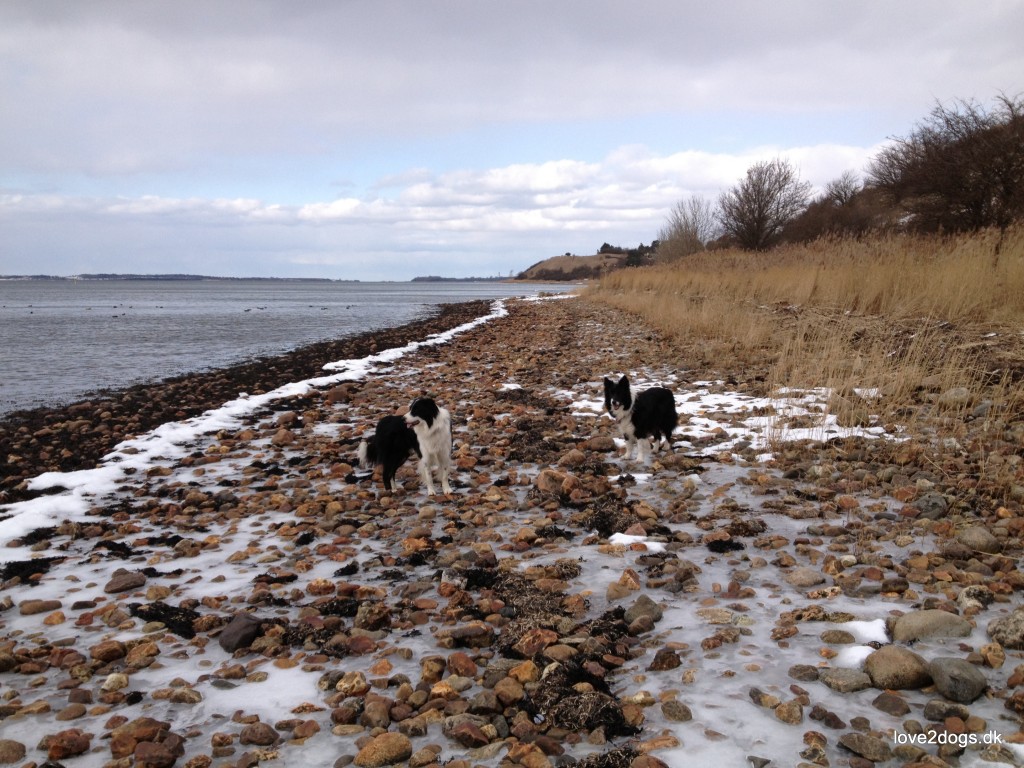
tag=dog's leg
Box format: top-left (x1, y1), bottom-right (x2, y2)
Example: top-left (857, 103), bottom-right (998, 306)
top-left (382, 460), bottom-right (398, 492)
top-left (419, 459), bottom-right (436, 496)
top-left (637, 437), bottom-right (652, 463)
top-left (440, 455), bottom-right (452, 494)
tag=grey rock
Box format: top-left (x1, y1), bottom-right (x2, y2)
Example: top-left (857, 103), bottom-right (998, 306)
top-left (103, 568), bottom-right (147, 594)
top-left (958, 585), bottom-right (995, 613)
top-left (819, 667), bottom-right (872, 693)
top-left (913, 493), bottom-right (949, 520)
top-left (784, 567), bottom-right (826, 588)
top-left (956, 526), bottom-right (1001, 554)
top-left (219, 612), bottom-right (263, 653)
top-left (820, 629), bottom-right (856, 644)
top-left (864, 645), bottom-right (932, 690)
top-left (890, 609), bottom-right (972, 643)
top-left (987, 607), bottom-right (1024, 649)
top-left (928, 657), bottom-right (987, 703)
top-left (661, 700), bottom-right (692, 722)
top-left (923, 699), bottom-right (971, 721)
top-left (788, 664), bottom-right (820, 682)
top-left (624, 594), bottom-right (663, 624)
top-left (937, 387), bottom-right (972, 408)
top-left (838, 732), bottom-right (894, 762)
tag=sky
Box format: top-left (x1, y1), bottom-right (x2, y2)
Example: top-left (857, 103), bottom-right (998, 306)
top-left (1, 1), bottom-right (1022, 280)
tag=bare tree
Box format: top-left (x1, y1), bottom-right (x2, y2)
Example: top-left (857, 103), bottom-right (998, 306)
top-left (718, 158), bottom-right (812, 250)
top-left (656, 195), bottom-right (720, 261)
top-left (783, 172), bottom-right (891, 242)
top-left (822, 170), bottom-right (862, 206)
top-left (867, 94), bottom-right (1024, 233)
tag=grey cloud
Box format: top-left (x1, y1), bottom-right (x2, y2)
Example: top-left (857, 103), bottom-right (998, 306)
top-left (4, 1), bottom-right (1021, 175)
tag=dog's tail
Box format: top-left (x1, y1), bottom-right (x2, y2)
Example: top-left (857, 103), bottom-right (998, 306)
top-left (357, 439), bottom-right (375, 468)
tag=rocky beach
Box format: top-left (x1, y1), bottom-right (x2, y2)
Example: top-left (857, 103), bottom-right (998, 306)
top-left (1, 295), bottom-right (1023, 768)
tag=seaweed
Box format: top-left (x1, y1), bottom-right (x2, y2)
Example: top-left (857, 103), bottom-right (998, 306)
top-left (128, 600), bottom-right (200, 639)
top-left (0, 556), bottom-right (63, 586)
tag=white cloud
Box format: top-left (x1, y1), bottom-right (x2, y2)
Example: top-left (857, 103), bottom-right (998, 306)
top-left (0, 139), bottom-right (885, 279)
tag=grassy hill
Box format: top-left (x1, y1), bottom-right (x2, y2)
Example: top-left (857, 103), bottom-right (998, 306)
top-left (517, 252), bottom-right (626, 281)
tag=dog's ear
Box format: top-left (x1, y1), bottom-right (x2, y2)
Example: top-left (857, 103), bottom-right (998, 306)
top-left (618, 374), bottom-right (630, 389)
top-left (603, 377), bottom-right (614, 392)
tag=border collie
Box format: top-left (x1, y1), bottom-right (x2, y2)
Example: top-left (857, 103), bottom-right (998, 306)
top-left (357, 414), bottom-right (420, 492)
top-left (403, 396), bottom-right (453, 495)
top-left (603, 374), bottom-right (678, 462)
top-left (357, 397), bottom-right (452, 495)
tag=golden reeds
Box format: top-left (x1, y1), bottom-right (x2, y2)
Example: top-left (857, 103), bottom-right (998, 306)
top-left (586, 226), bottom-right (1024, 441)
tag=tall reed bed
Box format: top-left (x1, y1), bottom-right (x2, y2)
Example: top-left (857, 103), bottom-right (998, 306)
top-left (593, 227), bottom-right (1024, 324)
top-left (586, 226), bottom-right (1024, 434)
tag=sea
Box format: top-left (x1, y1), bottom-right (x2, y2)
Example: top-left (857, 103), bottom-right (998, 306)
top-left (0, 278), bottom-right (574, 417)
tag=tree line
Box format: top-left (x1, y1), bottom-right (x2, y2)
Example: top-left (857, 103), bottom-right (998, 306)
top-left (657, 94), bottom-right (1024, 261)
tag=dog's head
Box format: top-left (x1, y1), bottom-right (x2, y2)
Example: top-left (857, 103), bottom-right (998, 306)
top-left (405, 397), bottom-right (440, 429)
top-left (603, 375), bottom-right (633, 418)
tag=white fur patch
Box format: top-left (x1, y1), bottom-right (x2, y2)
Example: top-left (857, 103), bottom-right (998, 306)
top-left (409, 406), bottom-right (453, 495)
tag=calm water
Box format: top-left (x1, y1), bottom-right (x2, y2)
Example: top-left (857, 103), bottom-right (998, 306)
top-left (0, 279), bottom-right (572, 416)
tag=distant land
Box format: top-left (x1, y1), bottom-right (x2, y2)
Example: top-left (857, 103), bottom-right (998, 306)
top-left (0, 273), bottom-right (513, 283)
top-left (0, 273), bottom-right (341, 282)
top-left (1, 247), bottom-right (643, 282)
top-left (410, 275), bottom-right (508, 282)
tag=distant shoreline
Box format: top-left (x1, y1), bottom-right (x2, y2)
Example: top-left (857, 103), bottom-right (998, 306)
top-left (0, 273), bottom-right (519, 283)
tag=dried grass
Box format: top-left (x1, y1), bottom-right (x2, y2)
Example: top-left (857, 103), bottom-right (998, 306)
top-left (586, 225), bottom-right (1024, 442)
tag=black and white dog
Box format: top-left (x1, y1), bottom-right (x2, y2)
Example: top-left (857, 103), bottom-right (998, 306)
top-left (603, 374), bottom-right (678, 462)
top-left (357, 414), bottom-right (420, 492)
top-left (358, 397), bottom-right (452, 494)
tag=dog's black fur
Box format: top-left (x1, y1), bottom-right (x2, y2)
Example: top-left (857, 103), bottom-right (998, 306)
top-left (603, 374), bottom-right (678, 461)
top-left (357, 414), bottom-right (421, 492)
top-left (357, 396), bottom-right (453, 494)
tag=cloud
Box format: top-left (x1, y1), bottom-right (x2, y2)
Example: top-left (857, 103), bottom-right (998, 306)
top-left (3, 2), bottom-right (1020, 176)
top-left (0, 140), bottom-right (882, 279)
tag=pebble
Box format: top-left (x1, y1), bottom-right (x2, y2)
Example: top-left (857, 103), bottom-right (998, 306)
top-left (988, 606), bottom-right (1024, 649)
top-left (838, 732), bottom-right (893, 763)
top-left (819, 668), bottom-right (872, 693)
top-left (354, 732), bottom-right (413, 767)
top-left (0, 740), bottom-right (26, 764)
